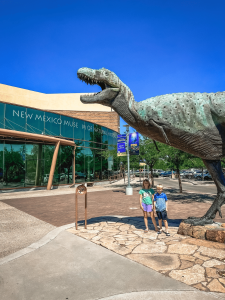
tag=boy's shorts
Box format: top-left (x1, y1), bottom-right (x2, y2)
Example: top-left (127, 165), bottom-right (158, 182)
top-left (142, 203), bottom-right (153, 212)
top-left (156, 210), bottom-right (167, 220)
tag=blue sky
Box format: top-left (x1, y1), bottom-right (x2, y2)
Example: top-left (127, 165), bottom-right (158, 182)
top-left (0, 0), bottom-right (224, 134)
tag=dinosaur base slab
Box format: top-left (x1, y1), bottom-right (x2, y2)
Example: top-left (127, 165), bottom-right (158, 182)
top-left (178, 222), bottom-right (225, 243)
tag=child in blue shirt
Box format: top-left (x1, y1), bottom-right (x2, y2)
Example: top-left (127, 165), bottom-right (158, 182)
top-left (153, 184), bottom-right (170, 236)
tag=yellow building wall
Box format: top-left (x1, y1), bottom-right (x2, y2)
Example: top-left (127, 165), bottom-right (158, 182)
top-left (0, 83), bottom-right (112, 112)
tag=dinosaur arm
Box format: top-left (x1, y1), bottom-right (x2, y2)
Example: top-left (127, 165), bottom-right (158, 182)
top-left (149, 120), bottom-right (170, 145)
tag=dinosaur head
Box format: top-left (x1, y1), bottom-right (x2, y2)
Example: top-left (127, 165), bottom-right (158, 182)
top-left (77, 67), bottom-right (121, 107)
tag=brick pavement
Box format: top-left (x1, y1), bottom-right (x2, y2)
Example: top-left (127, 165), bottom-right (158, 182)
top-left (2, 187), bottom-right (225, 227)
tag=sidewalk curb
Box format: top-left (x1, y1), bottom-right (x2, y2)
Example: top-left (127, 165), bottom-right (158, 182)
top-left (0, 222), bottom-right (75, 266)
top-left (98, 291), bottom-right (225, 300)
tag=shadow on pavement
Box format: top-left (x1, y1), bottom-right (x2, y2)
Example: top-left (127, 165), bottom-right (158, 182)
top-left (166, 188), bottom-right (214, 203)
top-left (78, 215), bottom-right (182, 229)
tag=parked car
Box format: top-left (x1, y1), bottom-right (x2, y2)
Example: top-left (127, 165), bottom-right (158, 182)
top-left (159, 171), bottom-right (166, 176)
top-left (195, 172), bottom-right (212, 180)
top-left (181, 171), bottom-right (194, 179)
top-left (161, 171), bottom-right (172, 177)
top-left (148, 172), bottom-right (159, 178)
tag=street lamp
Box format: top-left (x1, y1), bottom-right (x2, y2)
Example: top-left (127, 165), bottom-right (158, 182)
top-left (123, 124), bottom-right (133, 195)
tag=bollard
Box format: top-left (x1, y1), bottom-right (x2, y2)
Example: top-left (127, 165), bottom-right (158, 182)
top-left (75, 184), bottom-right (87, 230)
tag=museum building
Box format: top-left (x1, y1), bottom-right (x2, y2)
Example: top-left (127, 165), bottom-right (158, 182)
top-left (0, 84), bottom-right (120, 190)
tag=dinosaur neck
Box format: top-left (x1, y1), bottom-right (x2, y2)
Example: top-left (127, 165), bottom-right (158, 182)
top-left (111, 90), bottom-right (138, 127)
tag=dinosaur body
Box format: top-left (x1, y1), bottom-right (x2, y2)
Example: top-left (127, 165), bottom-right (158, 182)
top-left (77, 67), bottom-right (225, 225)
top-left (134, 92), bottom-right (225, 160)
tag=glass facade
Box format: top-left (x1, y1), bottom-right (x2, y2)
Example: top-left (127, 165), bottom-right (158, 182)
top-left (0, 102), bottom-right (118, 189)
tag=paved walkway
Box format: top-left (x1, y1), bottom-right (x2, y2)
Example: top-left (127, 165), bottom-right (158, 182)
top-left (68, 216), bottom-right (225, 295)
top-left (0, 225), bottom-right (224, 300)
top-left (0, 201), bottom-right (55, 258)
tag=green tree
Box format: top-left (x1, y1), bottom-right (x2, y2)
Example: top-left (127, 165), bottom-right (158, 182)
top-left (139, 137), bottom-right (162, 187)
top-left (160, 145), bottom-right (205, 193)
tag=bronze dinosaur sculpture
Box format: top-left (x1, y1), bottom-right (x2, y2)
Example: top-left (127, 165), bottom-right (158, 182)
top-left (77, 67), bottom-right (225, 226)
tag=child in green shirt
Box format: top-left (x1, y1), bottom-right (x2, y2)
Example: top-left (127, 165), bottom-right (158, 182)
top-left (139, 179), bottom-right (159, 233)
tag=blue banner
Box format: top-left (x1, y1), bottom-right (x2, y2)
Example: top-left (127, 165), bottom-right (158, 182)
top-left (117, 134), bottom-right (127, 156)
top-left (129, 132), bottom-right (139, 155)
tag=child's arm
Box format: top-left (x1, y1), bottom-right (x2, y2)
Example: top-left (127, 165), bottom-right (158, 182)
top-left (153, 195), bottom-right (156, 212)
top-left (165, 195), bottom-right (168, 211)
top-left (139, 194), bottom-right (144, 211)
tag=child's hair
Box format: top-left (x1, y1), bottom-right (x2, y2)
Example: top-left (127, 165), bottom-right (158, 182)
top-left (142, 179), bottom-right (151, 189)
top-left (156, 184), bottom-right (163, 189)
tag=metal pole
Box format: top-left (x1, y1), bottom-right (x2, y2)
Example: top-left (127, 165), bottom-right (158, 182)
top-left (144, 164), bottom-right (145, 179)
top-left (127, 130), bottom-right (130, 188)
top-left (75, 184), bottom-right (87, 230)
top-left (123, 125), bottom-right (133, 195)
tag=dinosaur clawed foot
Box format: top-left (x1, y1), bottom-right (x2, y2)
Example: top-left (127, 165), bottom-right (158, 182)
top-left (183, 216), bottom-right (213, 226)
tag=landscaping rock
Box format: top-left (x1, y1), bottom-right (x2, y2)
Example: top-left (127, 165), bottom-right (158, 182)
top-left (192, 226), bottom-right (206, 240)
top-left (206, 229), bottom-right (225, 243)
top-left (177, 223), bottom-right (192, 236)
top-left (177, 222), bottom-right (225, 244)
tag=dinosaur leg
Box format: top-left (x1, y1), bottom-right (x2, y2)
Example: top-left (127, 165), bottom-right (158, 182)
top-left (150, 120), bottom-right (170, 145)
top-left (183, 159), bottom-right (225, 226)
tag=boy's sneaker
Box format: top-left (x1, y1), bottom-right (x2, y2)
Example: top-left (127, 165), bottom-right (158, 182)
top-left (157, 230), bottom-right (162, 234)
top-left (166, 232), bottom-right (170, 236)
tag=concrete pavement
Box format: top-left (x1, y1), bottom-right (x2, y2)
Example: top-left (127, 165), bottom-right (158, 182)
top-left (1, 228), bottom-right (224, 300)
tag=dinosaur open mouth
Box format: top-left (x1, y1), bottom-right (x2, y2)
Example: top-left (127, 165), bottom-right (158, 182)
top-left (77, 73), bottom-right (107, 95)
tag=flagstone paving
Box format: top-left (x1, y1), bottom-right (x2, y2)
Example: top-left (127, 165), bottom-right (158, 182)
top-left (67, 216), bottom-right (225, 295)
